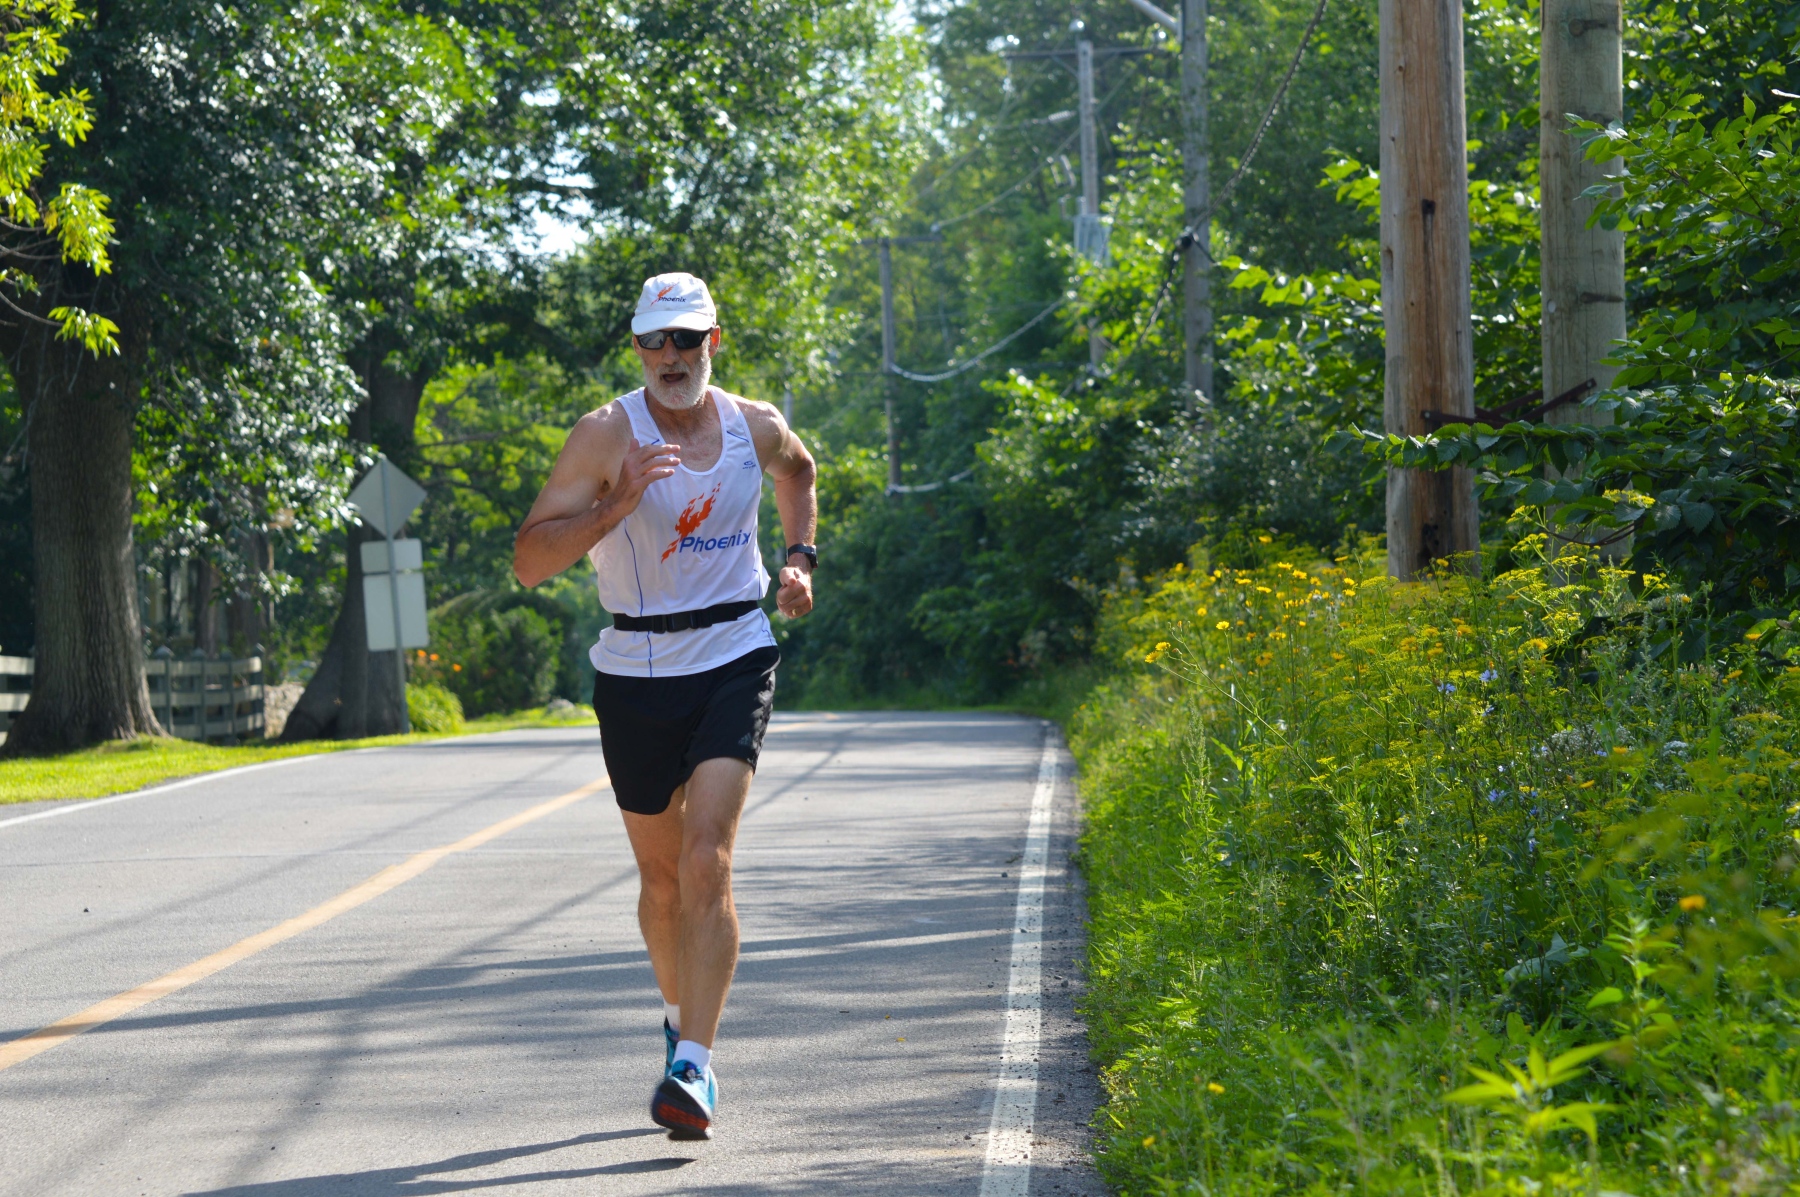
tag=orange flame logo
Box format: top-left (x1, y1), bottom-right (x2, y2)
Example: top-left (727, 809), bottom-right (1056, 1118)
top-left (662, 485), bottom-right (721, 560)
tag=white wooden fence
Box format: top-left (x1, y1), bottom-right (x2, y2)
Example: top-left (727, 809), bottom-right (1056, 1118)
top-left (0, 655), bottom-right (29, 745)
top-left (0, 651), bottom-right (266, 746)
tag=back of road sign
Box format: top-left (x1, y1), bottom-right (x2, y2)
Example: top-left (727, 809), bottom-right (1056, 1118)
top-left (349, 457), bottom-right (427, 538)
top-left (364, 572), bottom-right (428, 651)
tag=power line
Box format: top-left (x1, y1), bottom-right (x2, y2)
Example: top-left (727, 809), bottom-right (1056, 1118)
top-left (890, 296), bottom-right (1069, 383)
top-left (925, 56), bottom-right (1149, 232)
top-left (887, 467), bottom-right (974, 496)
top-left (883, 53), bottom-right (1157, 385)
top-left (1211, 0), bottom-right (1331, 212)
top-left (1131, 0), bottom-right (1331, 354)
top-left (931, 130), bottom-right (1076, 232)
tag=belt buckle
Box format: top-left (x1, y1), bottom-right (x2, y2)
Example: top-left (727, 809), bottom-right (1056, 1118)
top-left (668, 611), bottom-right (694, 632)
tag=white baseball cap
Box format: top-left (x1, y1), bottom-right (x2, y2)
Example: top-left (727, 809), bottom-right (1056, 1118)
top-left (631, 272), bottom-right (717, 335)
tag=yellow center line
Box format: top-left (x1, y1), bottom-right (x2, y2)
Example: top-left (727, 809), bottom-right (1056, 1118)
top-left (0, 775), bottom-right (609, 1074)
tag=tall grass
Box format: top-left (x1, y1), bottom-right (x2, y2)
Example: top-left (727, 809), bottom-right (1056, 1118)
top-left (1072, 536), bottom-right (1800, 1195)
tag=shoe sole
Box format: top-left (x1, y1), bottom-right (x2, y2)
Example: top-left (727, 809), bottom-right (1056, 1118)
top-left (651, 1080), bottom-right (712, 1140)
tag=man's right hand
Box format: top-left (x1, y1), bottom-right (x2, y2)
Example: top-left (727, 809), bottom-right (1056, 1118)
top-left (514, 412), bottom-right (681, 588)
top-left (607, 438), bottom-right (681, 521)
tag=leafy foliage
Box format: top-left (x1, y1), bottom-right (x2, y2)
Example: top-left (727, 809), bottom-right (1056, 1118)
top-left (1581, 85), bottom-right (1799, 384)
top-left (63, 0), bottom-right (493, 591)
top-left (1357, 380), bottom-right (1800, 610)
top-left (778, 0), bottom-right (1550, 704)
top-left (1353, 75), bottom-right (1800, 614)
top-left (0, 0), bottom-right (115, 353)
top-left (416, 599), bottom-right (562, 717)
top-left (1076, 541), bottom-right (1800, 1194)
top-left (405, 682), bottom-right (465, 734)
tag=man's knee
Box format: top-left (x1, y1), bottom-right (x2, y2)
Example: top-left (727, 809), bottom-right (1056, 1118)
top-left (639, 854), bottom-right (682, 910)
top-left (679, 838), bottom-right (733, 905)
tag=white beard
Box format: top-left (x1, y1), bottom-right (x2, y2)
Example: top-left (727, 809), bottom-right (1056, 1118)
top-left (644, 347), bottom-right (712, 410)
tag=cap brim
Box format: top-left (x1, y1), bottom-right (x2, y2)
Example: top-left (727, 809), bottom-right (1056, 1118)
top-left (631, 311), bottom-right (716, 335)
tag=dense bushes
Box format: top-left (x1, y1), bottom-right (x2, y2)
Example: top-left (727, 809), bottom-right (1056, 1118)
top-left (1073, 539), bottom-right (1800, 1194)
top-left (405, 683), bottom-right (465, 734)
top-left (416, 603), bottom-right (561, 717)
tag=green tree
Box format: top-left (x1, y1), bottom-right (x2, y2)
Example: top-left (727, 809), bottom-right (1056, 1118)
top-left (277, 0), bottom-right (918, 736)
top-left (2, 0), bottom-right (477, 753)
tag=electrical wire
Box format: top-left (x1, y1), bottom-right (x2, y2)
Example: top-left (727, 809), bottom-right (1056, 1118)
top-left (1128, 0), bottom-right (1331, 354)
top-left (931, 128), bottom-right (1078, 231)
top-left (887, 467), bottom-right (974, 495)
top-left (889, 56), bottom-right (1152, 384)
top-left (889, 296), bottom-right (1069, 383)
top-left (927, 58), bottom-right (1147, 231)
top-left (1213, 0), bottom-right (1331, 211)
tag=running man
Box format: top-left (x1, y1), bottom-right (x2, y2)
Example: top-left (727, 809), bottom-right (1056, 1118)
top-left (512, 272), bottom-right (817, 1139)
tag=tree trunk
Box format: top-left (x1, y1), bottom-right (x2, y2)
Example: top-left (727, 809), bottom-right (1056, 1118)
top-left (280, 347), bottom-right (427, 741)
top-left (194, 556), bottom-right (219, 655)
top-left (1379, 0), bottom-right (1480, 580)
top-left (1, 330), bottom-right (160, 755)
top-left (279, 521), bottom-right (407, 739)
top-left (225, 531), bottom-right (271, 654)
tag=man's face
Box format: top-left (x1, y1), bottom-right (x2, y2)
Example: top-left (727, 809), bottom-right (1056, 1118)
top-left (634, 327), bottom-right (720, 411)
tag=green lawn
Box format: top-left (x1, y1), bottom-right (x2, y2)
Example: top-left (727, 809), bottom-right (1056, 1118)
top-left (0, 708), bottom-right (594, 805)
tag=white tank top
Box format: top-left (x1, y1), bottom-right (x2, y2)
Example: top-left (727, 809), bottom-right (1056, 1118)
top-left (586, 388), bottom-right (775, 678)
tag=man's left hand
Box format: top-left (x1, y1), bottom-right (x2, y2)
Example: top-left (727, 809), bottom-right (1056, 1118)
top-left (775, 559), bottom-right (813, 619)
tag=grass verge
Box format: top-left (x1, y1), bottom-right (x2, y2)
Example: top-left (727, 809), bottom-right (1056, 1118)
top-left (1072, 537), bottom-right (1799, 1195)
top-left (0, 708), bottom-right (593, 805)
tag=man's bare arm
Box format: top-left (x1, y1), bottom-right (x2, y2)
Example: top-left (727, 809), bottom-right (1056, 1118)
top-left (513, 408), bottom-right (680, 588)
top-left (741, 400), bottom-right (817, 618)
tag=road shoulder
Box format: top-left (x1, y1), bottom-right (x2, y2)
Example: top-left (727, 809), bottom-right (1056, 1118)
top-left (1023, 735), bottom-right (1109, 1196)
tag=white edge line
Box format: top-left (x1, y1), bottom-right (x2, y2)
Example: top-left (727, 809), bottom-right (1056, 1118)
top-left (0, 724), bottom-right (597, 833)
top-left (0, 755), bottom-right (325, 831)
top-left (979, 723), bottom-right (1059, 1197)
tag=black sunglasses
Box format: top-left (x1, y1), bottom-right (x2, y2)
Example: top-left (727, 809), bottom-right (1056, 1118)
top-left (634, 328), bottom-right (713, 351)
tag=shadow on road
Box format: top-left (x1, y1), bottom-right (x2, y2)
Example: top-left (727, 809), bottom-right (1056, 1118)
top-left (183, 1130), bottom-right (687, 1195)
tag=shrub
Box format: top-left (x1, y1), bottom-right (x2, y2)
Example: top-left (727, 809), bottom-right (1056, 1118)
top-left (1075, 538), bottom-right (1800, 1195)
top-left (406, 682), bottom-right (464, 734)
top-left (416, 604), bottom-right (560, 716)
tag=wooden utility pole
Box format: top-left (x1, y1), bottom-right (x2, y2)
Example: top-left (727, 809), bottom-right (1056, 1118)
top-left (878, 237), bottom-right (900, 491)
top-left (1075, 36), bottom-right (1107, 368)
top-left (1121, 0), bottom-right (1207, 389)
top-left (1540, 0), bottom-right (1623, 433)
top-left (1379, 0), bottom-right (1479, 579)
top-left (1181, 0), bottom-right (1211, 400)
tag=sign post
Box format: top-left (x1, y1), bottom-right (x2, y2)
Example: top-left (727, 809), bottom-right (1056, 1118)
top-left (348, 455), bottom-right (428, 733)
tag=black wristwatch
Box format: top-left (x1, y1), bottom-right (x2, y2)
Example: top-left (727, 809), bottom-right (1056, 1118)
top-left (785, 543), bottom-right (818, 571)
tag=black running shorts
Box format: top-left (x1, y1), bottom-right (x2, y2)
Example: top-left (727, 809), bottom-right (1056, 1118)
top-left (592, 646), bottom-right (779, 816)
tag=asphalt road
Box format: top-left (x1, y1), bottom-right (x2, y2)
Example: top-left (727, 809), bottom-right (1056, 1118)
top-left (0, 713), bottom-right (1107, 1196)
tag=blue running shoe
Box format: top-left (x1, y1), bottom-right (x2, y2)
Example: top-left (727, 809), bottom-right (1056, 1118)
top-left (651, 1062), bottom-right (716, 1140)
top-left (663, 1019), bottom-right (680, 1074)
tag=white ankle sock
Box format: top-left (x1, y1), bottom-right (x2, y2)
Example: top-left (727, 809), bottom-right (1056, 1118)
top-left (673, 1040), bottom-right (711, 1073)
top-left (663, 1001), bottom-right (681, 1033)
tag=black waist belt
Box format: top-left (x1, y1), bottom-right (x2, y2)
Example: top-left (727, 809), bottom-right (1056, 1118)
top-left (610, 599), bottom-right (760, 634)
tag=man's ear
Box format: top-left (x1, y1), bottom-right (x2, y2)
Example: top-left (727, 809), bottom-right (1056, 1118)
top-left (709, 327), bottom-right (723, 354)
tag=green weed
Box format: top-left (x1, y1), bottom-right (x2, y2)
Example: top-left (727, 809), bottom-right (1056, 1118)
top-left (1074, 538), bottom-right (1800, 1195)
